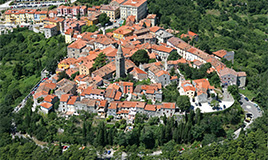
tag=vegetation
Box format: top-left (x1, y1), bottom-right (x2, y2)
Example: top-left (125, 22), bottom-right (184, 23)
top-left (130, 49), bottom-right (149, 66)
top-left (0, 28), bottom-right (66, 106)
top-left (93, 52), bottom-right (106, 70)
top-left (81, 24), bottom-right (98, 33)
top-left (98, 13), bottom-right (110, 27)
top-left (167, 51), bottom-right (182, 61)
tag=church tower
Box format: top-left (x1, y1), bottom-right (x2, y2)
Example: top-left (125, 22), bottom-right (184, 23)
top-left (116, 44), bottom-right (125, 79)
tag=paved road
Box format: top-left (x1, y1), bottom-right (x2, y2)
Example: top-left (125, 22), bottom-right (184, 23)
top-left (239, 94), bottom-right (262, 119)
top-left (0, 0), bottom-right (12, 11)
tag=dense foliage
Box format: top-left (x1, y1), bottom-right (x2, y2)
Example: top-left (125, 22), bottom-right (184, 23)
top-left (130, 49), bottom-right (149, 66)
top-left (0, 28), bottom-right (66, 106)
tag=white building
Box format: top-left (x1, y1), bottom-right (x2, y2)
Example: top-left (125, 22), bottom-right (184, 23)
top-left (120, 0), bottom-right (147, 21)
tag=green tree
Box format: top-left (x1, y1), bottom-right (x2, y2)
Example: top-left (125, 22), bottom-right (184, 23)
top-left (98, 13), bottom-right (110, 27)
top-left (130, 49), bottom-right (149, 66)
top-left (167, 51), bottom-right (181, 61)
top-left (176, 96), bottom-right (191, 112)
top-left (93, 52), bottom-right (106, 70)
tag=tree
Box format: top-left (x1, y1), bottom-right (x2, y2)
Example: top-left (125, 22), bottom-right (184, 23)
top-left (130, 49), bottom-right (149, 66)
top-left (210, 99), bottom-right (219, 109)
top-left (177, 96), bottom-right (191, 112)
top-left (81, 25), bottom-right (98, 33)
top-left (46, 59), bottom-right (58, 74)
top-left (167, 51), bottom-right (181, 61)
top-left (57, 71), bottom-right (69, 82)
top-left (93, 52), bottom-right (106, 70)
top-left (228, 85), bottom-right (240, 101)
top-left (98, 13), bottom-right (110, 27)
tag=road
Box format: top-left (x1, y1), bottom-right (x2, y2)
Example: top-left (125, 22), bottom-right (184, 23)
top-left (239, 94), bottom-right (262, 119)
top-left (0, 0), bottom-right (12, 11)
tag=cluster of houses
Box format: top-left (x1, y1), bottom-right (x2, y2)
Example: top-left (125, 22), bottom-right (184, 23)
top-left (9, 0), bottom-right (245, 119)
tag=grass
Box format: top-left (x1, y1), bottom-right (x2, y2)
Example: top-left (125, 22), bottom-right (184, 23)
top-left (239, 88), bottom-right (256, 100)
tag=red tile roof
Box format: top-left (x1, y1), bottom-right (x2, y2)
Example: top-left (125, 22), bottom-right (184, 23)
top-left (122, 0), bottom-right (147, 7)
top-left (44, 95), bottom-right (57, 102)
top-left (60, 94), bottom-right (72, 102)
top-left (213, 50), bottom-right (227, 58)
top-left (67, 96), bottom-right (78, 105)
top-left (67, 39), bottom-right (87, 49)
top-left (144, 104), bottom-right (156, 111)
top-left (40, 102), bottom-right (53, 109)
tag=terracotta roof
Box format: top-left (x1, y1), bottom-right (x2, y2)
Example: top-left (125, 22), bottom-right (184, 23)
top-left (130, 67), bottom-right (147, 74)
top-left (68, 39), bottom-right (87, 49)
top-left (44, 24), bottom-right (57, 29)
top-left (44, 95), bottom-right (57, 102)
top-left (100, 100), bottom-right (108, 107)
top-left (67, 96), bottom-right (78, 105)
top-left (183, 86), bottom-right (196, 92)
top-left (40, 102), bottom-right (53, 109)
top-left (155, 70), bottom-right (170, 77)
top-left (237, 71), bottom-right (247, 77)
top-left (162, 102), bottom-right (176, 109)
top-left (147, 14), bottom-right (156, 19)
top-left (117, 110), bottom-right (129, 114)
top-left (33, 91), bottom-right (48, 99)
top-left (105, 88), bottom-right (117, 99)
top-left (213, 50), bottom-right (227, 58)
top-left (152, 45), bottom-right (174, 53)
top-left (100, 4), bottom-right (119, 11)
top-left (171, 76), bottom-right (178, 80)
top-left (219, 67), bottom-right (237, 76)
top-left (122, 0), bottom-right (147, 7)
top-left (113, 25), bottom-right (134, 35)
top-left (108, 101), bottom-right (119, 109)
top-left (112, 0), bottom-right (126, 4)
top-left (188, 31), bottom-right (198, 37)
top-left (60, 94), bottom-right (72, 102)
top-left (114, 91), bottom-right (122, 100)
top-left (144, 104), bottom-right (156, 111)
top-left (150, 26), bottom-right (162, 33)
top-left (119, 101), bottom-right (146, 108)
top-left (35, 11), bottom-right (48, 14)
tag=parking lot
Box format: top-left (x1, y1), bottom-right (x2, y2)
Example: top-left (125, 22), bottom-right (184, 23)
top-left (10, 1), bottom-right (66, 9)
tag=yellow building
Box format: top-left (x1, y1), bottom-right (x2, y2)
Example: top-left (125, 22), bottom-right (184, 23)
top-left (113, 25), bottom-right (134, 39)
top-left (34, 11), bottom-right (48, 23)
top-left (79, 62), bottom-right (93, 75)
top-left (43, 17), bottom-right (64, 32)
top-left (25, 9), bottom-right (36, 24)
top-left (64, 29), bottom-right (74, 44)
top-left (4, 10), bottom-right (14, 24)
top-left (5, 9), bottom-right (37, 25)
top-left (100, 5), bottom-right (120, 20)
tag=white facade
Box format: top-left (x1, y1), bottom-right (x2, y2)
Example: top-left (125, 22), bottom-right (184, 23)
top-left (120, 1), bottom-right (147, 21)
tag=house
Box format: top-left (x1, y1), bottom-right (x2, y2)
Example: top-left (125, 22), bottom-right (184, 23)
top-left (180, 81), bottom-right (196, 98)
top-left (100, 4), bottom-right (120, 20)
top-left (79, 61), bottom-right (94, 75)
top-left (58, 94), bottom-right (72, 112)
top-left (66, 96), bottom-right (79, 113)
top-left (117, 81), bottom-right (134, 94)
top-left (167, 37), bottom-right (191, 57)
top-left (43, 24), bottom-right (58, 38)
top-left (218, 67), bottom-right (237, 86)
top-left (98, 100), bottom-right (108, 117)
top-left (213, 49), bottom-right (235, 63)
top-left (34, 11), bottom-right (48, 23)
top-left (65, 29), bottom-right (74, 44)
top-left (180, 31), bottom-right (199, 41)
top-left (158, 102), bottom-right (176, 117)
top-left (130, 67), bottom-right (148, 80)
top-left (144, 104), bottom-right (156, 117)
top-left (192, 79), bottom-right (215, 103)
top-left (166, 58), bottom-right (187, 71)
top-left (48, 10), bottom-right (57, 18)
top-left (43, 17), bottom-right (65, 33)
top-left (81, 86), bottom-right (105, 100)
top-left (155, 29), bottom-right (173, 44)
top-left (146, 14), bottom-right (157, 26)
top-left (40, 102), bottom-right (53, 114)
top-left (67, 39), bottom-right (88, 58)
top-left (120, 0), bottom-right (147, 21)
top-left (113, 25), bottom-right (135, 40)
top-left (170, 76), bottom-right (178, 83)
top-left (88, 35), bottom-right (117, 50)
top-left (192, 59), bottom-right (204, 69)
top-left (107, 101), bottom-right (120, 116)
top-left (105, 88), bottom-right (122, 102)
top-left (151, 44), bottom-right (175, 61)
top-left (237, 71), bottom-right (247, 88)
top-left (80, 6), bottom-right (87, 16)
top-left (55, 79), bottom-right (77, 98)
top-left (75, 98), bottom-right (98, 113)
top-left (134, 83), bottom-right (162, 102)
top-left (148, 66), bottom-right (170, 86)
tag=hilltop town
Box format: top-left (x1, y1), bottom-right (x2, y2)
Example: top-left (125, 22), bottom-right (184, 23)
top-left (3, 0), bottom-right (247, 121)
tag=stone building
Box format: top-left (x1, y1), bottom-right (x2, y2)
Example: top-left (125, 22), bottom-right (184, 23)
top-left (120, 0), bottom-right (147, 21)
top-left (116, 45), bottom-right (126, 79)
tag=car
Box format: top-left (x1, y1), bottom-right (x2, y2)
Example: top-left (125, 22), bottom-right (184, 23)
top-left (245, 113), bottom-right (253, 123)
top-left (223, 105), bottom-right (226, 109)
top-left (217, 99), bottom-right (222, 103)
top-left (107, 150), bottom-right (111, 154)
top-left (245, 97), bottom-right (249, 101)
top-left (198, 102), bottom-right (202, 106)
top-left (195, 103), bottom-right (198, 106)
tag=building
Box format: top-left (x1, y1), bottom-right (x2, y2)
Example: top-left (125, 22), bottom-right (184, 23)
top-left (213, 49), bottom-right (235, 63)
top-left (130, 67), bottom-right (148, 80)
top-left (120, 0), bottom-right (147, 21)
top-left (180, 81), bottom-right (196, 98)
top-left (43, 17), bottom-right (65, 33)
top-left (116, 45), bottom-right (126, 79)
top-left (43, 25), bottom-right (58, 38)
top-left (151, 44), bottom-right (175, 61)
top-left (180, 31), bottom-right (199, 41)
top-left (237, 72), bottom-right (247, 88)
top-left (79, 61), bottom-right (93, 75)
top-left (113, 25), bottom-right (134, 40)
top-left (155, 29), bottom-right (173, 44)
top-left (134, 83), bottom-right (162, 102)
top-left (100, 5), bottom-right (120, 20)
top-left (67, 39), bottom-right (88, 58)
top-left (218, 67), bottom-right (237, 86)
top-left (34, 11), bottom-right (48, 23)
top-left (146, 14), bottom-right (157, 26)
